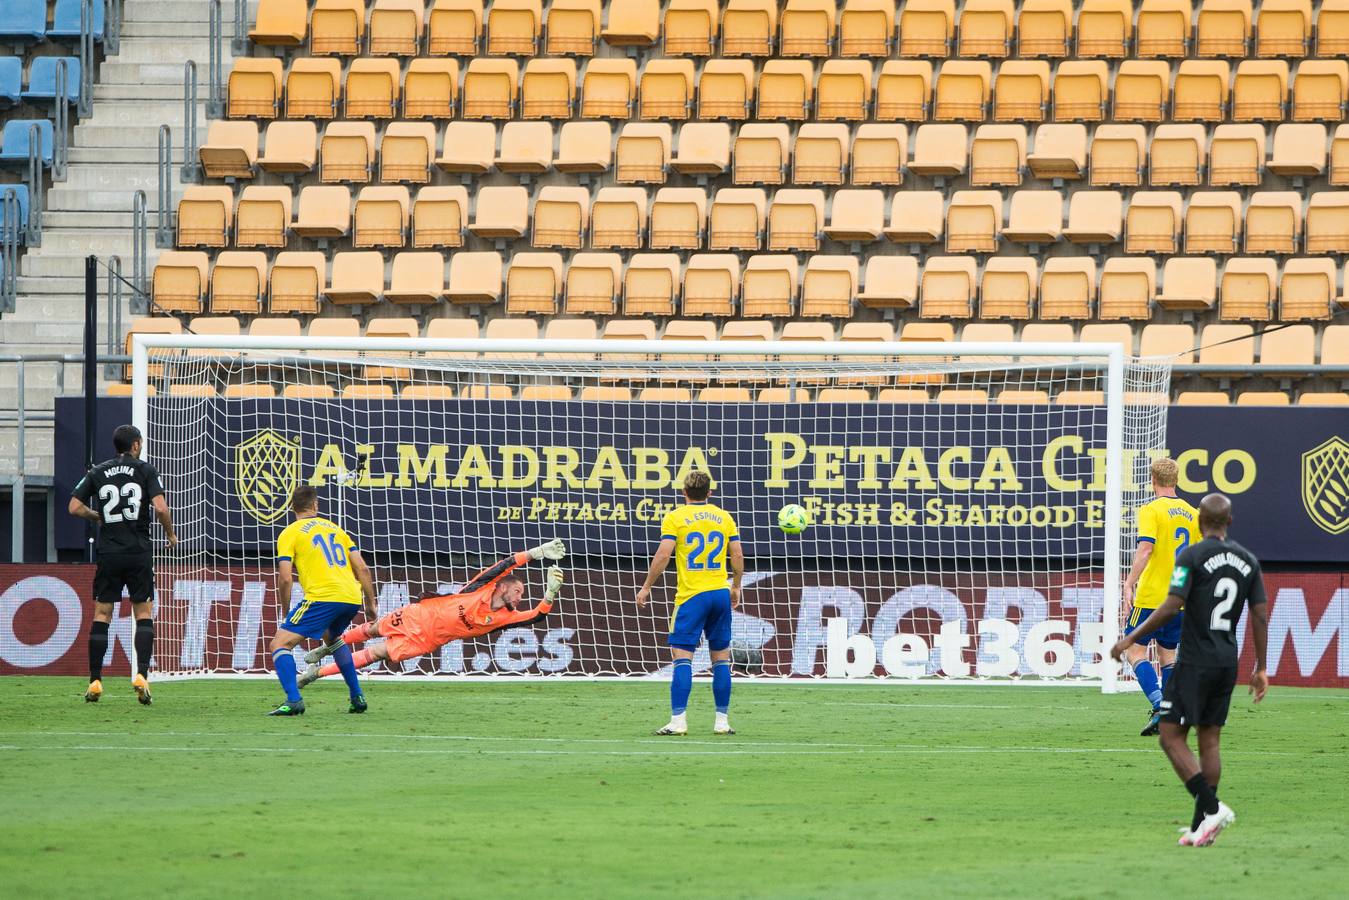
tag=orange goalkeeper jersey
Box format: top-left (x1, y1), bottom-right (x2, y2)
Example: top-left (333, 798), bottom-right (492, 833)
top-left (376, 551), bottom-right (554, 661)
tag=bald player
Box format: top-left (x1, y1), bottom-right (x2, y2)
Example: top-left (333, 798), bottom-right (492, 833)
top-left (1112, 493), bottom-right (1270, 848)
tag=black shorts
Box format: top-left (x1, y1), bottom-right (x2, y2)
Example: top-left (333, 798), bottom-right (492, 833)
top-left (93, 553), bottom-right (155, 605)
top-left (1159, 664), bottom-right (1237, 728)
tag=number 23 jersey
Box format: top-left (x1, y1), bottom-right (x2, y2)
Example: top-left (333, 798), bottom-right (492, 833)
top-left (1169, 537), bottom-right (1267, 668)
top-left (660, 502), bottom-right (740, 607)
top-left (72, 454), bottom-right (165, 555)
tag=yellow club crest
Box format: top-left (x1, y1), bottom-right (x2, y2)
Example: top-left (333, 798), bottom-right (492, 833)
top-left (236, 430), bottom-right (302, 524)
top-left (1302, 436), bottom-right (1349, 536)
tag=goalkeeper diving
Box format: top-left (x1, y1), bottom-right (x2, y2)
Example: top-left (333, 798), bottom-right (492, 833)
top-left (299, 539), bottom-right (567, 683)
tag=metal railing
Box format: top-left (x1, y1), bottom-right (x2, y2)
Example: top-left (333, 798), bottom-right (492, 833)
top-left (132, 190), bottom-right (148, 298)
top-left (157, 124), bottom-right (174, 247)
top-left (26, 125), bottom-right (45, 245)
top-left (51, 61), bottom-right (68, 183)
top-left (78, 0), bottom-right (95, 119)
top-left (106, 0), bottom-right (123, 55)
top-left (106, 256), bottom-right (125, 356)
top-left (233, 0), bottom-right (247, 54)
top-left (0, 190), bottom-right (17, 313)
top-left (207, 0), bottom-right (225, 118)
top-left (182, 61), bottom-right (201, 183)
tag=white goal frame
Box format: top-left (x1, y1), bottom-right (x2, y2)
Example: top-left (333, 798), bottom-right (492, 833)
top-left (130, 335), bottom-right (1129, 692)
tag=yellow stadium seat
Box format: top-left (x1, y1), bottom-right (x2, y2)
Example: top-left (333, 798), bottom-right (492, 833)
top-left (353, 185), bottom-right (409, 248)
top-left (993, 60), bottom-right (1049, 122)
top-left (486, 0), bottom-right (541, 56)
top-left (1017, 0), bottom-right (1072, 57)
top-left (970, 123), bottom-right (1026, 186)
top-left (1149, 124), bottom-right (1207, 187)
top-left (601, 0), bottom-right (659, 47)
top-left (153, 251), bottom-right (210, 313)
top-left (235, 185), bottom-right (291, 248)
top-left (428, 0), bottom-right (482, 55)
top-left (735, 122), bottom-right (791, 184)
top-left (1270, 124), bottom-right (1326, 176)
top-left (838, 321), bottom-right (897, 386)
top-left (1125, 191), bottom-right (1183, 254)
top-left (1260, 323), bottom-right (1314, 366)
top-left (875, 60), bottom-right (932, 122)
top-left (1236, 391), bottom-right (1291, 406)
top-left (1003, 189), bottom-right (1062, 245)
top-left (324, 251), bottom-right (383, 306)
top-left (342, 384), bottom-right (396, 400)
top-left (199, 120), bottom-right (257, 180)
top-left (663, 0), bottom-right (717, 56)
top-left (934, 60), bottom-right (991, 121)
top-left (556, 121), bottom-right (612, 173)
top-left (817, 387), bottom-right (871, 403)
top-left (741, 256), bottom-right (799, 317)
top-left (250, 0), bottom-right (307, 47)
top-left (399, 384), bottom-right (456, 400)
top-left (1195, 0), bottom-right (1252, 58)
top-left (909, 123), bottom-right (968, 177)
top-left (384, 252), bottom-right (445, 306)
top-left (1079, 322), bottom-right (1135, 352)
top-left (401, 59), bottom-right (458, 118)
top-left (1209, 123), bottom-right (1266, 185)
top-left (1157, 258), bottom-right (1218, 311)
top-left (176, 185), bottom-right (233, 248)
top-left (1172, 60), bottom-right (1230, 122)
top-left (319, 121), bottom-right (374, 183)
top-left (379, 121), bottom-right (435, 183)
top-left (309, 0), bottom-right (364, 56)
top-left (412, 184), bottom-right (467, 248)
top-left (1198, 324), bottom-right (1255, 366)
top-left (446, 251), bottom-right (503, 304)
top-left (1256, 0), bottom-right (1311, 57)
top-left (980, 257), bottom-right (1037, 318)
top-left (697, 59), bottom-right (756, 120)
top-left (591, 186), bottom-right (648, 249)
top-left (817, 60), bottom-right (873, 121)
top-left (1292, 60), bottom-right (1348, 121)
top-left (1306, 191), bottom-right (1349, 254)
top-left (293, 184), bottom-right (351, 239)
top-left (1332, 125), bottom-right (1349, 185)
top-left (623, 253), bottom-right (681, 315)
top-left (614, 122), bottom-right (670, 184)
top-left (496, 120), bottom-right (554, 173)
top-left (898, 0), bottom-right (954, 58)
top-left (520, 59), bottom-right (577, 119)
top-left (1099, 258), bottom-right (1157, 319)
top-left (780, 0), bottom-right (835, 57)
top-left (505, 252), bottom-right (564, 315)
top-left (259, 121), bottom-right (317, 175)
top-left (721, 0), bottom-right (777, 57)
top-left (285, 58), bottom-right (342, 119)
top-left (650, 187), bottom-right (708, 250)
top-left (283, 383), bottom-right (336, 399)
top-left (1089, 123), bottom-right (1145, 186)
top-left (1177, 391), bottom-right (1231, 406)
top-left (268, 251), bottom-right (325, 314)
top-left (1136, 0), bottom-right (1191, 58)
top-left (1052, 61), bottom-right (1108, 122)
top-left (546, 0), bottom-right (600, 56)
top-left (580, 58), bottom-right (637, 119)
top-left (1218, 257), bottom-right (1278, 320)
top-left (957, 0), bottom-right (1014, 58)
top-left (223, 383), bottom-right (277, 399)
top-left (1113, 60), bottom-right (1172, 122)
top-left (709, 188), bottom-right (766, 250)
top-left (698, 387), bottom-right (752, 402)
top-left (800, 256), bottom-right (858, 317)
top-left (462, 59), bottom-right (518, 119)
top-left (1317, 0), bottom-right (1349, 57)
top-left (1139, 323), bottom-right (1196, 362)
top-left (1299, 392), bottom-right (1349, 406)
top-left (997, 389), bottom-right (1051, 405)
top-left (563, 252), bottom-right (621, 315)
top-left (532, 185), bottom-right (590, 250)
top-left (1064, 189), bottom-right (1123, 244)
top-left (228, 58), bottom-right (283, 119)
top-left (858, 256), bottom-right (919, 310)
top-left (683, 254), bottom-right (740, 316)
top-left (468, 185), bottom-right (529, 240)
top-left (768, 189), bottom-right (825, 251)
top-left (946, 190), bottom-right (1001, 253)
top-left (757, 61), bottom-right (815, 121)
top-left (1185, 191), bottom-right (1242, 254)
top-left (1075, 0), bottom-right (1132, 58)
top-left (639, 59), bottom-right (695, 121)
top-left (884, 190), bottom-right (945, 244)
top-left (368, 0), bottom-right (423, 56)
top-left (840, 0), bottom-right (894, 58)
top-left (1039, 257), bottom-right (1096, 319)
top-left (672, 122), bottom-right (731, 176)
top-left (1232, 60), bottom-right (1288, 121)
top-left (850, 123), bottom-right (906, 186)
top-left (920, 256), bottom-right (977, 318)
top-left (434, 121), bottom-right (494, 175)
top-left (824, 188), bottom-right (885, 242)
top-left (1279, 258), bottom-right (1336, 319)
top-left (1027, 123), bottom-right (1086, 180)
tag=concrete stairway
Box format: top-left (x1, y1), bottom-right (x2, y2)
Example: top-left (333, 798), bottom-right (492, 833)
top-left (0, 0), bottom-right (244, 477)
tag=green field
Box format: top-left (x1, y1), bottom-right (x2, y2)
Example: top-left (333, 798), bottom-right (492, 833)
top-left (1, 678), bottom-right (1345, 899)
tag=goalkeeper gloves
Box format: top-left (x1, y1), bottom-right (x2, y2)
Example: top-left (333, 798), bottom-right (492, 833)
top-left (545, 566), bottom-right (564, 602)
top-left (529, 538), bottom-right (567, 561)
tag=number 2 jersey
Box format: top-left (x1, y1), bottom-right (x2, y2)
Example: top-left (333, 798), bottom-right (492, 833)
top-left (72, 453), bottom-right (165, 555)
top-left (276, 516), bottom-right (361, 605)
top-left (1134, 495), bottom-right (1199, 609)
top-left (1169, 537), bottom-right (1267, 668)
top-left (660, 502), bottom-right (740, 607)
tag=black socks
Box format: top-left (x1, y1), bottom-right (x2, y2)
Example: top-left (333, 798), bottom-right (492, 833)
top-left (134, 619), bottom-right (154, 678)
top-left (1185, 773), bottom-right (1219, 830)
top-left (88, 620), bottom-right (109, 682)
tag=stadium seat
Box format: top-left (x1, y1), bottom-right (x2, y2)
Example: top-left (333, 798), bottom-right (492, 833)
top-left (424, 317), bottom-right (480, 361)
top-left (23, 57), bottom-right (81, 106)
top-left (682, 254), bottom-right (740, 316)
top-left (1219, 257), bottom-right (1278, 320)
top-left (1235, 391), bottom-right (1291, 406)
top-left (1279, 258), bottom-right (1337, 319)
top-left (1003, 190), bottom-right (1062, 246)
top-left (997, 389), bottom-right (1051, 405)
top-left (970, 124), bottom-right (1026, 186)
top-left (368, 0), bottom-right (424, 56)
top-left (462, 59), bottom-right (518, 119)
top-left (1040, 258), bottom-right (1097, 319)
top-left (250, 0), bottom-right (309, 46)
top-left (293, 184), bottom-right (352, 239)
top-left (757, 61), bottom-right (815, 121)
top-left (269, 252), bottom-right (326, 313)
top-left (1075, 0), bottom-right (1132, 58)
top-left (446, 251), bottom-right (503, 304)
top-left (310, 0), bottom-right (365, 55)
top-left (934, 61), bottom-right (991, 121)
top-left (993, 60), bottom-right (1049, 122)
top-left (1064, 189), bottom-right (1123, 244)
top-left (1232, 60), bottom-right (1289, 121)
top-left (1292, 60), bottom-right (1348, 122)
top-left (980, 257), bottom-right (1037, 318)
top-left (435, 121), bottom-right (495, 175)
top-left (1136, 0), bottom-right (1191, 58)
top-left (1209, 123), bottom-right (1265, 185)
top-left (1172, 61), bottom-right (1230, 122)
top-left (228, 58), bottom-right (284, 119)
top-left (532, 185), bottom-right (590, 249)
top-left (1157, 258), bottom-right (1218, 311)
top-left (505, 252), bottom-right (564, 314)
top-left (721, 318), bottom-right (775, 354)
top-left (176, 186), bottom-right (234, 248)
top-left (1306, 192), bottom-right (1349, 254)
top-left (380, 122), bottom-right (435, 183)
top-left (919, 257), bottom-right (977, 318)
top-left (650, 187), bottom-right (708, 249)
top-left (152, 252), bottom-right (210, 313)
top-left (1334, 126), bottom-right (1349, 186)
top-left (1027, 124), bottom-right (1086, 180)
top-left (858, 257), bottom-right (919, 310)
top-left (1052, 61), bottom-right (1108, 122)
top-left (0, 0), bottom-right (47, 41)
top-left (697, 59), bottom-right (756, 120)
top-left (319, 121), bottom-right (375, 183)
top-left (1113, 61), bottom-right (1172, 122)
top-left (1098, 258), bottom-right (1157, 319)
top-left (741, 255), bottom-right (799, 316)
top-left (910, 123), bottom-right (968, 177)
top-left (1195, 0), bottom-right (1252, 58)
top-left (850, 124), bottom-right (906, 186)
top-left (303, 319), bottom-right (358, 364)
top-left (362, 316), bottom-right (419, 380)
top-left (200, 121), bottom-right (259, 180)
top-left (353, 185), bottom-right (409, 248)
top-left (285, 58), bottom-right (342, 119)
top-left (639, 60), bottom-right (695, 121)
top-left (235, 185), bottom-right (292, 247)
top-left (800, 256), bottom-right (858, 317)
top-left (1079, 322), bottom-right (1134, 352)
top-left (663, 0), bottom-right (718, 56)
top-left (224, 384), bottom-right (278, 398)
top-left (622, 253), bottom-right (681, 314)
top-left (555, 121), bottom-right (612, 173)
top-left (601, 0), bottom-right (659, 46)
top-left (403, 59), bottom-right (458, 118)
top-left (1256, 0), bottom-right (1311, 57)
top-left (615, 122), bottom-right (670, 183)
top-left (257, 121), bottom-right (316, 175)
top-left (735, 123), bottom-right (792, 184)
top-left (875, 61), bottom-right (932, 122)
top-left (496, 121), bottom-right (554, 173)
top-left (780, 0), bottom-right (836, 57)
top-left (1125, 191), bottom-right (1183, 254)
top-left (884, 190), bottom-right (944, 244)
top-left (958, 0), bottom-right (1014, 57)
top-left (248, 316), bottom-right (302, 339)
top-left (543, 315), bottom-right (599, 348)
top-left (1245, 191), bottom-right (1303, 253)
top-left (342, 384), bottom-right (396, 400)
top-left (591, 186), bottom-right (648, 248)
top-left (485, 0), bottom-right (541, 56)
top-left (837, 320), bottom-right (897, 385)
top-left (839, 0), bottom-right (895, 57)
top-left (672, 122), bottom-right (732, 176)
top-left (284, 383), bottom-right (337, 399)
top-left (384, 252), bottom-right (446, 305)
top-left (1139, 323), bottom-right (1196, 362)
top-left (815, 387), bottom-right (871, 403)
top-left (1150, 124), bottom-right (1208, 186)
top-left (824, 189), bottom-right (885, 242)
top-left (1176, 391), bottom-right (1231, 406)
top-left (1198, 324), bottom-right (1255, 368)
top-left (946, 190), bottom-right (1001, 253)
top-left (521, 59), bottom-right (576, 119)
top-left (817, 60), bottom-right (873, 121)
top-left (1299, 391), bottom-right (1349, 406)
top-left (0, 59), bottom-right (20, 109)
top-left (1319, 325), bottom-right (1349, 363)
top-left (324, 251), bottom-right (384, 305)
top-left (428, 0), bottom-right (482, 55)
top-left (721, 0), bottom-right (778, 57)
top-left (469, 185), bottom-right (529, 240)
top-left (581, 58), bottom-right (638, 119)
top-left (768, 189), bottom-right (825, 251)
top-left (343, 59), bottom-right (400, 118)
top-left (1269, 123), bottom-right (1326, 178)
top-left (709, 188), bottom-right (766, 250)
top-left (563, 252), bottom-right (621, 314)
top-left (897, 0), bottom-right (954, 57)
top-left (1088, 124), bottom-right (1145, 186)
top-left (1185, 191), bottom-right (1242, 254)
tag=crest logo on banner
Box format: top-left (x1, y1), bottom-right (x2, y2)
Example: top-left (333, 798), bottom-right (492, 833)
top-left (1301, 436), bottom-right (1349, 535)
top-left (236, 430), bottom-right (301, 524)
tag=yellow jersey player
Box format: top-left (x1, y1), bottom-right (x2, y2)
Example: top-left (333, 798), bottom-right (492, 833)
top-left (635, 470), bottom-right (744, 736)
top-left (1123, 458), bottom-right (1199, 737)
top-left (266, 486), bottom-right (377, 717)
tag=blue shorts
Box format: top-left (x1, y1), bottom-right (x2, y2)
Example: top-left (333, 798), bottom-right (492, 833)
top-left (282, 600), bottom-right (361, 640)
top-left (669, 588), bottom-right (733, 652)
top-left (1124, 605), bottom-right (1183, 651)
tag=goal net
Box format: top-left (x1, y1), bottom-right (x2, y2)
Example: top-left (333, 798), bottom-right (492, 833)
top-left (131, 335), bottom-right (1170, 689)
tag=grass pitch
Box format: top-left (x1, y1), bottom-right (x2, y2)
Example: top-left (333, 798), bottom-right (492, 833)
top-left (1, 678), bottom-right (1345, 899)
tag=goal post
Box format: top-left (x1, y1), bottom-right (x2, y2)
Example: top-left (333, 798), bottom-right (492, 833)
top-left (130, 334), bottom-right (1169, 691)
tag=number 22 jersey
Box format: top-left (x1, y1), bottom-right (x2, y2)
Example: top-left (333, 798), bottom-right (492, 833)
top-left (660, 502), bottom-right (740, 607)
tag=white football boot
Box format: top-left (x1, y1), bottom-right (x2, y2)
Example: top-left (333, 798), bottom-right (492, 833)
top-left (1191, 802), bottom-right (1236, 847)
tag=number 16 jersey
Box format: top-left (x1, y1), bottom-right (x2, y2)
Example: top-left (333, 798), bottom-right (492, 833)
top-left (660, 502), bottom-right (740, 608)
top-left (1169, 537), bottom-right (1267, 668)
top-left (277, 516), bottom-right (361, 605)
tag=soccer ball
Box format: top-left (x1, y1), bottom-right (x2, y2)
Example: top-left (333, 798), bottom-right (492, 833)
top-left (778, 504), bottom-right (810, 535)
